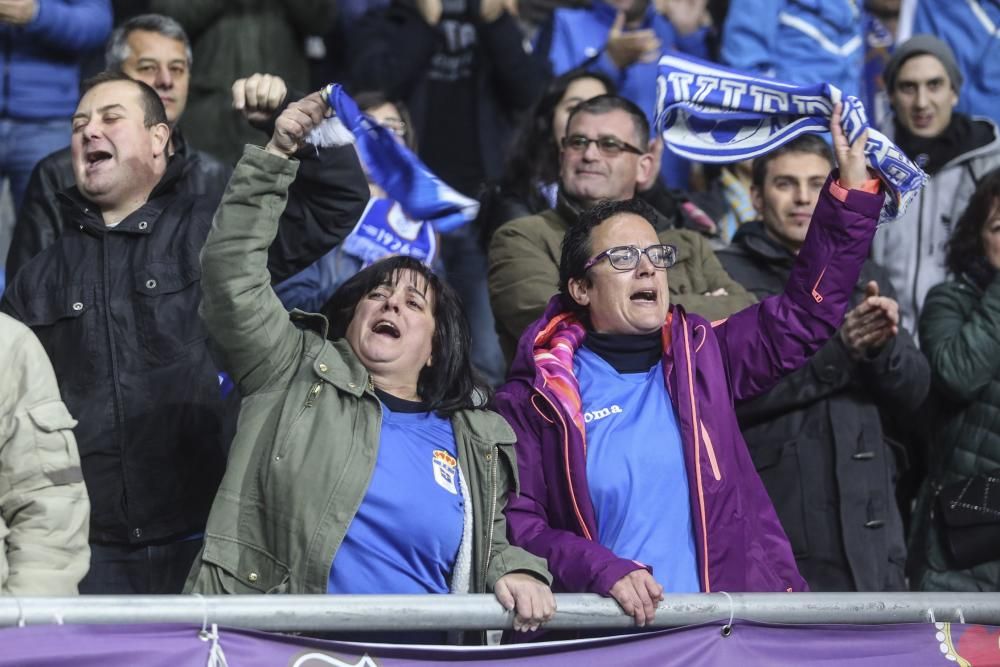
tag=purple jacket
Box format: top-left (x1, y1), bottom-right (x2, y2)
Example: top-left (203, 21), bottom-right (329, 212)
top-left (495, 176), bottom-right (882, 595)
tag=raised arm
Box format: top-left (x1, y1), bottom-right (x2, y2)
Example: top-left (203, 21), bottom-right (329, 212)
top-left (200, 93), bottom-right (352, 395)
top-left (717, 106), bottom-right (881, 401)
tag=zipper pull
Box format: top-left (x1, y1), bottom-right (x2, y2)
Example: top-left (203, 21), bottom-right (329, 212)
top-left (304, 381), bottom-right (323, 408)
top-left (367, 376), bottom-right (374, 392)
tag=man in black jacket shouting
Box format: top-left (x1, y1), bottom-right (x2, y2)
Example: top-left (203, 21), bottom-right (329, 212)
top-left (0, 73), bottom-right (368, 594)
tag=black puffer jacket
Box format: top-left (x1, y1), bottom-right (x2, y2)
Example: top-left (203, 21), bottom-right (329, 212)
top-left (718, 221), bottom-right (930, 591)
top-left (7, 130), bottom-right (231, 284)
top-left (0, 145), bottom-right (369, 545)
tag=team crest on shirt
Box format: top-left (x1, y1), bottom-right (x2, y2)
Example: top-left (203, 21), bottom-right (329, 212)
top-left (432, 450), bottom-right (459, 495)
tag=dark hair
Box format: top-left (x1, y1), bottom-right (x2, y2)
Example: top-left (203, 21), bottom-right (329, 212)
top-left (105, 13), bottom-right (192, 71)
top-left (945, 167), bottom-right (1000, 276)
top-left (751, 134), bottom-right (834, 188)
top-left (320, 256), bottom-right (490, 416)
top-left (354, 90), bottom-right (418, 151)
top-left (558, 197), bottom-right (661, 299)
top-left (566, 94), bottom-right (650, 147)
top-left (501, 70), bottom-right (616, 193)
top-left (81, 71), bottom-right (168, 128)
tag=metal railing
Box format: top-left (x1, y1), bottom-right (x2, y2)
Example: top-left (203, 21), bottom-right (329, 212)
top-left (2, 593), bottom-right (1000, 631)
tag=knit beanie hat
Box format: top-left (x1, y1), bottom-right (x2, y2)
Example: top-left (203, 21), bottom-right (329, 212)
top-left (884, 34), bottom-right (963, 94)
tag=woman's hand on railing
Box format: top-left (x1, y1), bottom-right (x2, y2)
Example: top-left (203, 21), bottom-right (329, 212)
top-left (493, 572), bottom-right (557, 632)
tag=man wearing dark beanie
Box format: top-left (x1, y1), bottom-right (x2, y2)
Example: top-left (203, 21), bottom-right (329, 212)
top-left (871, 34), bottom-right (1000, 336)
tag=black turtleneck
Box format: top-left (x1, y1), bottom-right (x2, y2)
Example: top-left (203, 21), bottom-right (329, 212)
top-left (894, 113), bottom-right (994, 175)
top-left (374, 387), bottom-right (429, 413)
top-left (582, 330), bottom-right (662, 373)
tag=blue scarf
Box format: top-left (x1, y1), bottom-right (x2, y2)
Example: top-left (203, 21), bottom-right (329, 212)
top-left (310, 84), bottom-right (479, 233)
top-left (654, 54), bottom-right (926, 224)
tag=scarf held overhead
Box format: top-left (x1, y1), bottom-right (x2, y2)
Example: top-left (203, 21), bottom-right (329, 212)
top-left (308, 83), bottom-right (479, 233)
top-left (654, 54), bottom-right (926, 225)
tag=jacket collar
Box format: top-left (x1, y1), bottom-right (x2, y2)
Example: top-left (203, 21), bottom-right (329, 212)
top-left (58, 154), bottom-right (188, 235)
top-left (730, 220), bottom-right (797, 266)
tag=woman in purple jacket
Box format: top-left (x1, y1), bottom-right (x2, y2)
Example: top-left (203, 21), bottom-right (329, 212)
top-left (495, 109), bottom-right (891, 627)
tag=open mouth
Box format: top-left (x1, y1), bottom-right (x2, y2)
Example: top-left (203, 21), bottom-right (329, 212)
top-left (630, 289), bottom-right (657, 302)
top-left (371, 320), bottom-right (400, 338)
top-left (85, 150), bottom-right (112, 168)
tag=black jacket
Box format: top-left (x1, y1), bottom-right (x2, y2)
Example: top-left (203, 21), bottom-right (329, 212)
top-left (717, 221), bottom-right (929, 591)
top-left (0, 145), bottom-right (369, 545)
top-left (6, 129), bottom-right (231, 284)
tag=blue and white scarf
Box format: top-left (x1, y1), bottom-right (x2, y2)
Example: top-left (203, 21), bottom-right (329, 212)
top-left (308, 84), bottom-right (479, 233)
top-left (654, 54), bottom-right (926, 224)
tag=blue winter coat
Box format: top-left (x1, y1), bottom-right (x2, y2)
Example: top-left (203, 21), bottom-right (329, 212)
top-left (721, 0), bottom-right (862, 98)
top-left (0, 0), bottom-right (112, 119)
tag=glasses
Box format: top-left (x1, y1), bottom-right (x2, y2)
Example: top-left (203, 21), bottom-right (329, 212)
top-left (583, 244), bottom-right (678, 271)
top-left (561, 134), bottom-right (644, 157)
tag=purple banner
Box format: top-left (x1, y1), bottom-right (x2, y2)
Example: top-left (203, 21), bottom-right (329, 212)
top-left (1, 621), bottom-right (998, 666)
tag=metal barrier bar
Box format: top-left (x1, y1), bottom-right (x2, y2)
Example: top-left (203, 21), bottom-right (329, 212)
top-left (1, 593), bottom-right (999, 631)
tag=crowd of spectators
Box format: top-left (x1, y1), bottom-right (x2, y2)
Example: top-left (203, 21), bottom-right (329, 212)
top-left (2, 0), bottom-right (1000, 640)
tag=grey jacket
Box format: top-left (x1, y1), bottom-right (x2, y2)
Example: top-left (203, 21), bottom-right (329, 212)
top-left (0, 313), bottom-right (89, 594)
top-left (871, 117), bottom-right (1000, 334)
top-left (186, 147), bottom-right (550, 597)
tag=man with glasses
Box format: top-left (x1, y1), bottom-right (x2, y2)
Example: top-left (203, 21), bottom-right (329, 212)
top-left (488, 94), bottom-right (753, 365)
top-left (716, 135), bottom-right (929, 593)
top-left (495, 109), bottom-right (886, 632)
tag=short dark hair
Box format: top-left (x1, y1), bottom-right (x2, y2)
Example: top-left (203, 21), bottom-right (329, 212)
top-left (354, 90), bottom-right (418, 151)
top-left (320, 255), bottom-right (491, 416)
top-left (81, 71), bottom-right (168, 128)
top-left (751, 134), bottom-right (834, 189)
top-left (945, 166), bottom-right (1000, 277)
top-left (105, 13), bottom-right (192, 71)
top-left (559, 198), bottom-right (661, 299)
top-left (566, 94), bottom-right (650, 148)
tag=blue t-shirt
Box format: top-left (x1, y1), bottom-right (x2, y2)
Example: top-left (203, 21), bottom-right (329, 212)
top-left (574, 347), bottom-right (700, 593)
top-left (327, 400), bottom-right (464, 594)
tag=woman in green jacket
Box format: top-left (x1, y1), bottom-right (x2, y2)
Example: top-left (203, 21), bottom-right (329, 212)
top-left (910, 167), bottom-right (1000, 591)
top-left (185, 92), bottom-right (555, 635)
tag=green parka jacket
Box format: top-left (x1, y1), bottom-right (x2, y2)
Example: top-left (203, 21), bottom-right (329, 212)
top-left (185, 147), bottom-right (550, 596)
top-left (909, 273), bottom-right (1000, 591)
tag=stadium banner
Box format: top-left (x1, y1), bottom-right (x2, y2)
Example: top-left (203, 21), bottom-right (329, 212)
top-left (0, 620), bottom-right (996, 666)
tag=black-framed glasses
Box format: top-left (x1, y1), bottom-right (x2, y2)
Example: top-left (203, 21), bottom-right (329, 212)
top-left (561, 134), bottom-right (644, 157)
top-left (583, 244), bottom-right (678, 271)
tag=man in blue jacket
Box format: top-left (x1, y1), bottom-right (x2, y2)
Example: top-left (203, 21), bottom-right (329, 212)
top-left (0, 0), bottom-right (111, 211)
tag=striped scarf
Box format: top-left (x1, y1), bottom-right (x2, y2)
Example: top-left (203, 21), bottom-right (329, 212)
top-left (655, 54), bottom-right (926, 225)
top-left (308, 84), bottom-right (479, 233)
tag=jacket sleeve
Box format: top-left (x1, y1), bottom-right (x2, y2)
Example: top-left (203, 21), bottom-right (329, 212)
top-left (671, 232), bottom-right (756, 321)
top-left (6, 157), bottom-right (66, 285)
top-left (147, 0), bottom-right (227, 38)
top-left (496, 387), bottom-right (646, 595)
top-left (919, 277), bottom-right (1000, 403)
top-left (480, 13), bottom-right (550, 111)
top-left (348, 2), bottom-right (440, 101)
top-left (485, 439), bottom-right (553, 589)
top-left (199, 147), bottom-right (314, 396)
top-left (488, 220), bottom-right (559, 353)
top-left (266, 144), bottom-right (370, 284)
top-left (715, 176), bottom-right (881, 402)
top-left (25, 0), bottom-right (112, 51)
top-left (719, 0), bottom-right (781, 75)
top-left (0, 320), bottom-right (90, 595)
